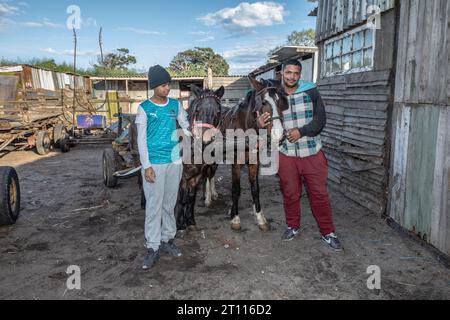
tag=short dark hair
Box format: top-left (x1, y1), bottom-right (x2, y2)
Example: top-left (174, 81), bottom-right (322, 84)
top-left (282, 59), bottom-right (302, 71)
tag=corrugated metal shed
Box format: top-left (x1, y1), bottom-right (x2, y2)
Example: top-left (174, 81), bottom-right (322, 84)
top-left (0, 65), bottom-right (90, 91)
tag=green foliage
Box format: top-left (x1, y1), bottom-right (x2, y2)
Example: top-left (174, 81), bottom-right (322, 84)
top-left (95, 48), bottom-right (137, 70)
top-left (266, 28), bottom-right (316, 61)
top-left (287, 29), bottom-right (316, 47)
top-left (0, 57), bottom-right (144, 77)
top-left (168, 47), bottom-right (229, 77)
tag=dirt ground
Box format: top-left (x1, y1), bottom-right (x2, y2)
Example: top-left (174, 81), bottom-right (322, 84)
top-left (0, 146), bottom-right (449, 300)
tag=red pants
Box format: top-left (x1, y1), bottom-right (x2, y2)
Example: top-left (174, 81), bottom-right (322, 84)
top-left (278, 150), bottom-right (335, 236)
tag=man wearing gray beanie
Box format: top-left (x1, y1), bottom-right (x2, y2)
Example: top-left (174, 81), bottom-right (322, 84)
top-left (135, 65), bottom-right (190, 270)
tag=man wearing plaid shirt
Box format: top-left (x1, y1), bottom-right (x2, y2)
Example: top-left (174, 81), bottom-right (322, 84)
top-left (258, 60), bottom-right (343, 251)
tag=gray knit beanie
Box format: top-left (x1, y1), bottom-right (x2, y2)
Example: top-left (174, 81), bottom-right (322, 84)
top-left (148, 65), bottom-right (172, 89)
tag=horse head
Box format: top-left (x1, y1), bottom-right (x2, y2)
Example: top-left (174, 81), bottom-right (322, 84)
top-left (188, 85), bottom-right (225, 144)
top-left (248, 75), bottom-right (288, 144)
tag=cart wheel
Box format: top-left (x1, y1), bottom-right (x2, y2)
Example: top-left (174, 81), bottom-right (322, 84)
top-left (60, 138), bottom-right (71, 153)
top-left (0, 167), bottom-right (20, 226)
top-left (36, 131), bottom-right (51, 155)
top-left (53, 124), bottom-right (67, 147)
top-left (103, 149), bottom-right (118, 188)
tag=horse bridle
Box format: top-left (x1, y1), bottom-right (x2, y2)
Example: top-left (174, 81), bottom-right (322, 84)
top-left (254, 85), bottom-right (288, 146)
top-left (190, 93), bottom-right (222, 133)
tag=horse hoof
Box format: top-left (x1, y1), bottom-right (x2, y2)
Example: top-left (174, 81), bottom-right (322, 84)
top-left (205, 201), bottom-right (212, 208)
top-left (258, 223), bottom-right (270, 232)
top-left (188, 225), bottom-right (200, 232)
top-left (231, 223), bottom-right (241, 231)
top-left (176, 230), bottom-right (187, 238)
top-left (212, 194), bottom-right (219, 201)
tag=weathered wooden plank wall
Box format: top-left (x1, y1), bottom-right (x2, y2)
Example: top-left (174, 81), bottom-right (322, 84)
top-left (319, 70), bottom-right (391, 214)
top-left (316, 0), bottom-right (395, 41)
top-left (389, 0), bottom-right (450, 255)
top-left (316, 5), bottom-right (397, 215)
top-left (430, 108), bottom-right (450, 255)
top-left (211, 77), bottom-right (251, 107)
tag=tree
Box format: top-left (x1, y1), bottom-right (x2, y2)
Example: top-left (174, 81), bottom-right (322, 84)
top-left (168, 47), bottom-right (229, 77)
top-left (287, 29), bottom-right (316, 47)
top-left (96, 48), bottom-right (137, 70)
top-left (267, 28), bottom-right (316, 61)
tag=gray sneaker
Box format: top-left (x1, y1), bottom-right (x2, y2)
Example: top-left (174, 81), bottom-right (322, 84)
top-left (322, 233), bottom-right (343, 251)
top-left (142, 249), bottom-right (160, 270)
top-left (160, 239), bottom-right (182, 257)
top-left (282, 227), bottom-right (299, 241)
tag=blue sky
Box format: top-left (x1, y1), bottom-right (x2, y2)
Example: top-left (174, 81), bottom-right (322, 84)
top-left (0, 0), bottom-right (317, 75)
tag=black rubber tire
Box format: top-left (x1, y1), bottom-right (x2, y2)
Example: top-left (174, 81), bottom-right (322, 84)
top-left (103, 149), bottom-right (118, 188)
top-left (53, 124), bottom-right (65, 147)
top-left (36, 131), bottom-right (51, 155)
top-left (60, 138), bottom-right (71, 153)
top-left (0, 167), bottom-right (20, 226)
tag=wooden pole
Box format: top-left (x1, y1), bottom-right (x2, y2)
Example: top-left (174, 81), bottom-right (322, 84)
top-left (72, 28), bottom-right (77, 136)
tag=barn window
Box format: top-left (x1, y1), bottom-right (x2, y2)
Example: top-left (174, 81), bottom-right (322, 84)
top-left (323, 25), bottom-right (375, 77)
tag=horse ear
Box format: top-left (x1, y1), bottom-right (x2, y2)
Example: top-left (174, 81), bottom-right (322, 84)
top-left (190, 84), bottom-right (203, 98)
top-left (214, 86), bottom-right (225, 99)
top-left (248, 75), bottom-right (264, 91)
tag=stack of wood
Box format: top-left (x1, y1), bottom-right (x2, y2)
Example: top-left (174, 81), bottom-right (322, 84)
top-left (0, 87), bottom-right (95, 129)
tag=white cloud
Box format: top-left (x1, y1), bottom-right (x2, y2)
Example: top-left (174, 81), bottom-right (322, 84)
top-left (197, 36), bottom-right (215, 42)
top-left (83, 17), bottom-right (97, 28)
top-left (221, 37), bottom-right (284, 75)
top-left (43, 18), bottom-right (64, 29)
top-left (0, 1), bottom-right (22, 31)
top-left (0, 2), bottom-right (21, 16)
top-left (199, 2), bottom-right (285, 34)
top-left (116, 27), bottom-right (164, 35)
top-left (187, 31), bottom-right (209, 36)
top-left (21, 18), bottom-right (65, 29)
top-left (0, 17), bottom-right (14, 30)
top-left (22, 21), bottom-right (42, 27)
top-left (42, 48), bottom-right (99, 57)
top-left (42, 47), bottom-right (57, 54)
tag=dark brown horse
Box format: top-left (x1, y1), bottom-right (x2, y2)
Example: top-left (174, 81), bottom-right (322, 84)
top-left (175, 85), bottom-right (224, 231)
top-left (219, 76), bottom-right (288, 232)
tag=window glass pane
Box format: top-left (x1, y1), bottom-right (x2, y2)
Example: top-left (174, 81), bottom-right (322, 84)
top-left (363, 48), bottom-right (373, 67)
top-left (326, 59), bottom-right (332, 74)
top-left (326, 44), bottom-right (333, 59)
top-left (352, 51), bottom-right (362, 68)
top-left (333, 40), bottom-right (342, 57)
top-left (332, 57), bottom-right (341, 72)
top-left (353, 32), bottom-right (363, 50)
top-left (342, 54), bottom-right (352, 71)
top-left (365, 29), bottom-right (373, 47)
top-left (342, 36), bottom-right (352, 54)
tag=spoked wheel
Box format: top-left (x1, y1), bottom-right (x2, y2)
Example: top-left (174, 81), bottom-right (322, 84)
top-left (0, 167), bottom-right (20, 226)
top-left (36, 131), bottom-right (52, 155)
top-left (103, 149), bottom-right (118, 188)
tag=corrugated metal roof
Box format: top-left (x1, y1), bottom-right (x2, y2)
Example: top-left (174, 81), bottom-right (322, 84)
top-left (251, 46), bottom-right (318, 76)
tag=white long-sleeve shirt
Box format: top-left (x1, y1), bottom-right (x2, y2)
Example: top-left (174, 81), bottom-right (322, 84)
top-left (135, 100), bottom-right (190, 169)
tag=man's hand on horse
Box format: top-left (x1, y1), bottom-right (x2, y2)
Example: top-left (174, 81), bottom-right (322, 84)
top-left (256, 111), bottom-right (271, 129)
top-left (287, 128), bottom-right (302, 143)
top-left (145, 167), bottom-right (156, 183)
